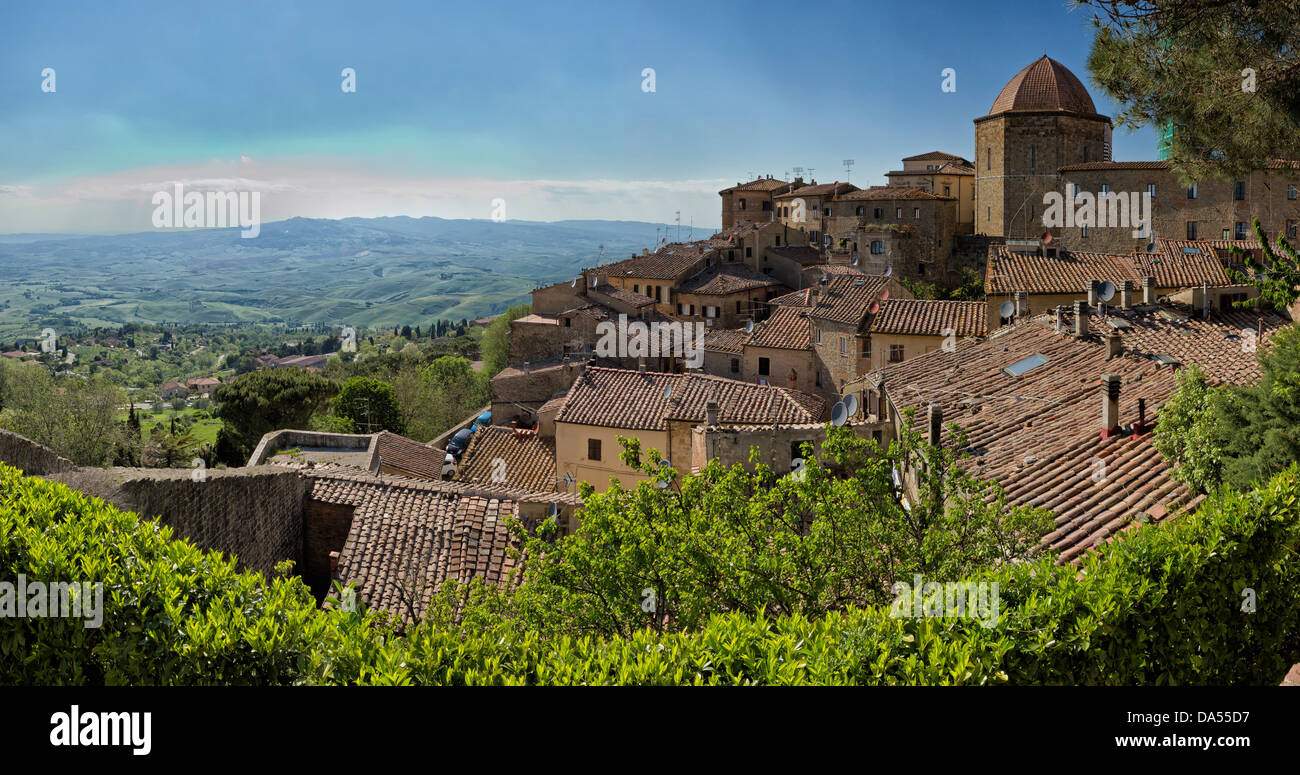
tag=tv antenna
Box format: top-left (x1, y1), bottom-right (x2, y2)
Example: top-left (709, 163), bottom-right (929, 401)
top-left (675, 211), bottom-right (681, 242)
top-left (792, 166), bottom-right (804, 180)
top-left (843, 159), bottom-right (855, 182)
top-left (807, 167), bottom-right (816, 182)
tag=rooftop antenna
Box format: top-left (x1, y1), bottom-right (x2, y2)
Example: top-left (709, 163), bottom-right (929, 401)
top-left (792, 166), bottom-right (804, 181)
top-left (807, 167), bottom-right (816, 182)
top-left (676, 210), bottom-right (681, 242)
top-left (843, 159), bottom-right (855, 182)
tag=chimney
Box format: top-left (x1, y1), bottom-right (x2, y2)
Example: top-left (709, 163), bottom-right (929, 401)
top-left (1014, 291), bottom-right (1028, 319)
top-left (705, 399), bottom-right (719, 427)
top-left (1136, 397), bottom-right (1147, 434)
top-left (928, 403), bottom-right (943, 447)
top-left (1073, 300), bottom-right (1089, 337)
top-left (1143, 276), bottom-right (1156, 305)
top-left (1087, 279), bottom-right (1100, 308)
top-left (1053, 305), bottom-right (1065, 334)
top-left (329, 551), bottom-right (340, 578)
top-left (642, 248), bottom-right (649, 256)
top-left (1100, 373), bottom-right (1121, 439)
top-left (1119, 280), bottom-right (1132, 309)
top-left (1106, 331), bottom-right (1123, 359)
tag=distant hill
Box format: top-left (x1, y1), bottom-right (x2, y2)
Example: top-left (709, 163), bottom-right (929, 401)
top-left (0, 216), bottom-right (719, 337)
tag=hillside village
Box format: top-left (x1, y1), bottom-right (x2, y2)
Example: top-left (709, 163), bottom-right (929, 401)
top-left (3, 56), bottom-right (1300, 629)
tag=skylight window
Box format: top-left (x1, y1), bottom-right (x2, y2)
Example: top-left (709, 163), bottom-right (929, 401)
top-left (1000, 353), bottom-right (1049, 377)
top-left (1182, 247), bottom-right (1202, 255)
top-left (1107, 318), bottom-right (1132, 329)
top-left (1153, 353), bottom-right (1180, 367)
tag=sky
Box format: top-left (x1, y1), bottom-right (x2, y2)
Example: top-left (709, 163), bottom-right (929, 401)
top-left (0, 0), bottom-right (1160, 234)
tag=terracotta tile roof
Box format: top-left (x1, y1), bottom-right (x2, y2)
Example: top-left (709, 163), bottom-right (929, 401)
top-left (839, 186), bottom-right (953, 201)
top-left (555, 367), bottom-right (825, 430)
top-left (538, 395), bottom-right (568, 415)
top-left (769, 287), bottom-right (812, 306)
top-left (318, 478), bottom-right (523, 623)
top-left (986, 245), bottom-right (1137, 295)
top-left (1133, 246), bottom-right (1233, 289)
top-left (773, 181), bottom-right (859, 199)
top-left (593, 241), bottom-right (718, 280)
top-left (559, 303), bottom-right (613, 321)
top-left (902, 151), bottom-right (971, 163)
top-left (985, 56), bottom-right (1101, 118)
top-left (454, 426), bottom-right (557, 491)
top-left (371, 431), bottom-right (444, 480)
top-left (704, 328), bottom-right (748, 353)
top-left (886, 162), bottom-right (975, 177)
top-left (1059, 306), bottom-right (1288, 386)
top-left (1058, 160), bottom-right (1171, 171)
top-left (807, 274), bottom-right (893, 325)
top-left (880, 324), bottom-right (1189, 563)
top-left (815, 264), bottom-right (870, 276)
top-left (870, 299), bottom-right (988, 337)
top-left (512, 313), bottom-right (559, 326)
top-left (719, 177), bottom-right (791, 194)
top-left (745, 306), bottom-right (812, 350)
top-left (304, 466), bottom-right (580, 506)
top-left (677, 263), bottom-right (783, 295)
top-left (590, 283), bottom-right (655, 307)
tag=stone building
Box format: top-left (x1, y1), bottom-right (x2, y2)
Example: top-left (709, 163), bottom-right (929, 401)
top-left (884, 152), bottom-right (977, 233)
top-left (773, 180), bottom-right (860, 243)
top-left (973, 55), bottom-right (1113, 241)
top-left (718, 175), bottom-right (790, 230)
top-left (825, 187), bottom-right (960, 283)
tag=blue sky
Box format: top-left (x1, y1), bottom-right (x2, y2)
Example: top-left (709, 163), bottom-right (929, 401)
top-left (0, 0), bottom-right (1159, 233)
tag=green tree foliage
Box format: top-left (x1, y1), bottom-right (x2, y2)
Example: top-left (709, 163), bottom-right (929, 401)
top-left (899, 267), bottom-right (985, 301)
top-left (1156, 324), bottom-right (1300, 493)
top-left (142, 425), bottom-right (202, 468)
top-left (212, 368), bottom-right (335, 464)
top-left (331, 377), bottom-right (405, 434)
top-left (3, 458), bottom-right (1297, 685)
top-left (1078, 0), bottom-right (1300, 181)
top-left (1225, 217), bottom-right (1300, 312)
top-left (0, 361), bottom-right (133, 466)
top-left (433, 422), bottom-right (1053, 640)
top-left (480, 304), bottom-right (531, 376)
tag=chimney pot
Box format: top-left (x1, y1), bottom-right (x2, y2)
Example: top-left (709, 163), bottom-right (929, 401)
top-left (1087, 279), bottom-right (1100, 308)
top-left (1014, 291), bottom-right (1028, 319)
top-left (1106, 332), bottom-right (1123, 359)
top-left (1073, 300), bottom-right (1089, 337)
top-left (1143, 276), bottom-right (1156, 305)
top-left (705, 399), bottom-right (719, 427)
top-left (1054, 305), bottom-right (1065, 334)
top-left (928, 403), bottom-right (943, 447)
top-left (1100, 373), bottom-right (1121, 439)
top-left (1119, 280), bottom-right (1133, 309)
top-left (329, 551), bottom-right (340, 578)
top-left (1136, 397), bottom-right (1147, 434)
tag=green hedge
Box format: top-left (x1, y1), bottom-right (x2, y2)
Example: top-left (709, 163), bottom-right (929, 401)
top-left (1, 462), bottom-right (1297, 685)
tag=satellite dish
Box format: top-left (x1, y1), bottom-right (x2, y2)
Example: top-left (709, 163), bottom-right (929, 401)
top-left (883, 265), bottom-right (893, 277)
top-left (880, 289), bottom-right (890, 301)
top-left (850, 256), bottom-right (858, 266)
top-left (663, 385), bottom-right (672, 399)
top-left (655, 459), bottom-right (671, 489)
top-left (571, 278), bottom-right (578, 288)
top-left (844, 393), bottom-right (860, 416)
top-left (1146, 242), bottom-right (1156, 253)
top-left (1097, 280), bottom-right (1116, 302)
top-left (999, 300), bottom-right (1016, 319)
top-left (744, 320), bottom-right (754, 334)
top-left (831, 402), bottom-right (848, 427)
top-left (868, 300), bottom-right (880, 315)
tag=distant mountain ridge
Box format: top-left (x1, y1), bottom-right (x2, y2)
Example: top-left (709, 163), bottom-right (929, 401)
top-left (0, 216), bottom-right (719, 337)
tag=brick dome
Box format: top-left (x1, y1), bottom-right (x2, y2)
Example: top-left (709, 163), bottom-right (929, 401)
top-left (986, 56), bottom-right (1099, 117)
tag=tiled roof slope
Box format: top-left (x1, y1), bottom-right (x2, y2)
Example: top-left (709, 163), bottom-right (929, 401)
top-left (371, 431), bottom-right (443, 480)
top-left (719, 177), bottom-right (790, 194)
top-left (808, 275), bottom-right (893, 325)
top-left (1063, 306), bottom-right (1288, 386)
top-left (677, 263), bottom-right (783, 295)
top-left (325, 481), bottom-right (522, 622)
top-left (886, 162), bottom-right (975, 177)
top-left (839, 186), bottom-right (953, 201)
top-left (773, 181), bottom-right (859, 199)
top-left (592, 241), bottom-right (720, 281)
top-left (765, 246), bottom-right (823, 266)
top-left (744, 306), bottom-right (812, 350)
top-left (986, 245), bottom-right (1231, 295)
top-left (704, 328), bottom-right (748, 353)
top-left (555, 367), bottom-right (825, 430)
top-left (870, 299), bottom-right (987, 337)
top-left (455, 426), bottom-right (557, 491)
top-left (902, 151), bottom-right (971, 163)
top-left (880, 324), bottom-right (1188, 563)
top-left (986, 56), bottom-right (1100, 118)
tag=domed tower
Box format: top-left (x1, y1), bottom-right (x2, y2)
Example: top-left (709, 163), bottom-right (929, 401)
top-left (974, 56), bottom-right (1112, 239)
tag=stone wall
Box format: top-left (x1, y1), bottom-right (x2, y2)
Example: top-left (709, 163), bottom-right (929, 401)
top-left (47, 466), bottom-right (307, 578)
top-left (0, 429), bottom-right (78, 476)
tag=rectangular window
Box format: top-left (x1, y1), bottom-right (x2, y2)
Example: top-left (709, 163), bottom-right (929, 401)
top-left (1234, 181), bottom-right (1246, 201)
top-left (633, 284), bottom-right (639, 294)
top-left (677, 303), bottom-right (685, 315)
top-left (1186, 221), bottom-right (1198, 240)
top-left (889, 344), bottom-right (905, 363)
top-left (758, 357), bottom-right (770, 376)
top-left (815, 327), bottom-right (822, 345)
top-left (655, 286), bottom-right (662, 302)
top-left (762, 201), bottom-right (772, 212)
top-left (1235, 221), bottom-right (1248, 240)
top-left (1030, 145), bottom-right (1036, 169)
top-left (1081, 225), bottom-right (1089, 238)
top-left (913, 207), bottom-right (921, 219)
top-left (745, 247), bottom-right (752, 258)
top-left (840, 336), bottom-right (847, 355)
top-left (730, 358), bottom-right (739, 374)
top-left (735, 300), bottom-right (742, 314)
top-left (1101, 183), bottom-right (1110, 194)
top-left (1288, 220), bottom-right (1298, 238)
top-left (943, 185), bottom-right (951, 196)
top-left (1290, 185), bottom-right (1298, 201)
top-left (1188, 183), bottom-right (1198, 199)
top-left (1072, 184), bottom-right (1081, 197)
top-left (861, 338), bottom-right (871, 358)
top-left (874, 207), bottom-right (883, 219)
top-left (1222, 228), bottom-right (1231, 240)
top-left (895, 207), bottom-right (903, 219)
top-left (775, 235), bottom-right (781, 246)
top-left (587, 438), bottom-right (601, 461)
top-left (1147, 183), bottom-right (1157, 198)
top-left (986, 148), bottom-right (991, 170)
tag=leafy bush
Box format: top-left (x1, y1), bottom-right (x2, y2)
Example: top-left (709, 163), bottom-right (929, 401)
top-left (2, 458), bottom-right (1297, 685)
